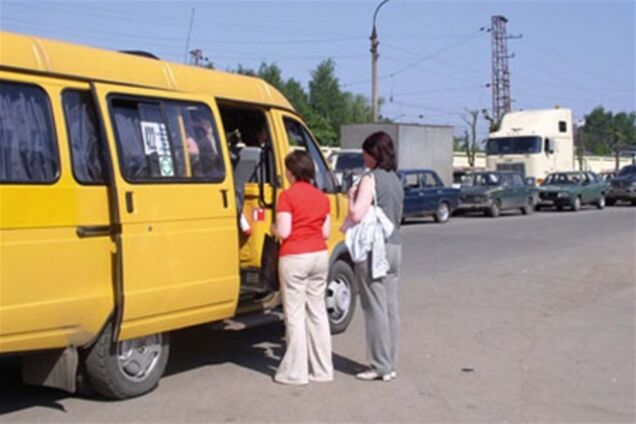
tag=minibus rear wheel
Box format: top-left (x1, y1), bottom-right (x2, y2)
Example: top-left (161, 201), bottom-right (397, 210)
top-left (84, 322), bottom-right (169, 399)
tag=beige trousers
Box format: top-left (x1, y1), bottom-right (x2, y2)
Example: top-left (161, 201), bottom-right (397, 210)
top-left (275, 250), bottom-right (333, 385)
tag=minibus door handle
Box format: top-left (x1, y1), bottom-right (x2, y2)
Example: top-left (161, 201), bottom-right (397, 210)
top-left (220, 189), bottom-right (229, 208)
top-left (76, 225), bottom-right (112, 238)
top-left (125, 191), bottom-right (134, 213)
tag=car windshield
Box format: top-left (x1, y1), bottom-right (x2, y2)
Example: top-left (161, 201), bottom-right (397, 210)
top-left (487, 136), bottom-right (542, 155)
top-left (334, 152), bottom-right (364, 171)
top-left (543, 173), bottom-right (582, 185)
top-left (617, 165), bottom-right (636, 176)
top-left (462, 173), bottom-right (500, 187)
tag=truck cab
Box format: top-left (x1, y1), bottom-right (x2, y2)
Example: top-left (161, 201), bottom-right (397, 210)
top-left (486, 108), bottom-right (574, 185)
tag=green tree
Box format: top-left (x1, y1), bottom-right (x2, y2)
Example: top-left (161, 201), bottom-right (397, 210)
top-left (227, 59), bottom-right (374, 146)
top-left (257, 63), bottom-right (285, 90)
top-left (308, 59), bottom-right (347, 145)
top-left (581, 107), bottom-right (636, 170)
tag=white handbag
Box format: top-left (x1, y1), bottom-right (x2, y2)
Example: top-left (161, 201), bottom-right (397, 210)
top-left (345, 174), bottom-right (394, 277)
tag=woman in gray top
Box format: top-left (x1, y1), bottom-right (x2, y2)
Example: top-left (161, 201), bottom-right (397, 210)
top-left (345, 131), bottom-right (403, 381)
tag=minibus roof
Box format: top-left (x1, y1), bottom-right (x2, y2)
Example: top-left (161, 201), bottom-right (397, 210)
top-left (0, 31), bottom-right (295, 112)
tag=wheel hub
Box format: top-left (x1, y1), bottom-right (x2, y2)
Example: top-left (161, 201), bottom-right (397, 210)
top-left (327, 278), bottom-right (351, 324)
top-left (117, 334), bottom-right (162, 382)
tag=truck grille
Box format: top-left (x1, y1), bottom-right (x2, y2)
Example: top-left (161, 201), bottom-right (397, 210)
top-left (496, 163), bottom-right (525, 176)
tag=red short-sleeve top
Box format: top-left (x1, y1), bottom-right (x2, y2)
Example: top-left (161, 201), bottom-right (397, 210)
top-left (277, 181), bottom-right (330, 256)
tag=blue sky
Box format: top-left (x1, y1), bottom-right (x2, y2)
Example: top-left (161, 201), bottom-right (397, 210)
top-left (1, 0), bottom-right (634, 141)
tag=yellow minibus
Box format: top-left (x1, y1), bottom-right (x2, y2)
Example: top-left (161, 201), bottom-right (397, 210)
top-left (0, 31), bottom-right (356, 399)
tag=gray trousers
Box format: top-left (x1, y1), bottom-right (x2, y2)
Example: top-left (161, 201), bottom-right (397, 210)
top-left (356, 243), bottom-right (402, 375)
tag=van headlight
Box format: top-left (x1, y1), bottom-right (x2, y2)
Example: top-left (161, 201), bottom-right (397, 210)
top-left (557, 192), bottom-right (570, 198)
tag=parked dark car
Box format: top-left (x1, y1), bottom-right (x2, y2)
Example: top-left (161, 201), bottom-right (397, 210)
top-left (457, 171), bottom-right (536, 217)
top-left (398, 169), bottom-right (459, 223)
top-left (537, 171), bottom-right (607, 211)
top-left (607, 164), bottom-right (636, 206)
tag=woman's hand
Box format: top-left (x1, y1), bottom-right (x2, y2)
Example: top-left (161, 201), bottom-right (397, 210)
top-left (270, 222), bottom-right (279, 239)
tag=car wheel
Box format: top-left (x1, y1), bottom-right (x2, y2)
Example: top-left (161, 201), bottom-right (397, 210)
top-left (326, 260), bottom-right (356, 335)
top-left (632, 199), bottom-right (636, 206)
top-left (521, 197), bottom-right (534, 215)
top-left (433, 202), bottom-right (450, 223)
top-left (571, 196), bottom-right (581, 212)
top-left (84, 322), bottom-right (169, 399)
top-left (606, 198), bottom-right (616, 206)
top-left (596, 195), bottom-right (605, 209)
top-left (487, 199), bottom-right (501, 218)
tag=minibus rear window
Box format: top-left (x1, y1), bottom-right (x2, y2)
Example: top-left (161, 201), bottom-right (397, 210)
top-left (110, 97), bottom-right (225, 183)
top-left (62, 90), bottom-right (108, 184)
top-left (0, 82), bottom-right (59, 183)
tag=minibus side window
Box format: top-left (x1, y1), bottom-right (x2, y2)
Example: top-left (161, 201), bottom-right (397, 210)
top-left (283, 118), bottom-right (335, 193)
top-left (62, 90), bottom-right (108, 184)
top-left (0, 82), bottom-right (59, 183)
top-left (110, 97), bottom-right (224, 183)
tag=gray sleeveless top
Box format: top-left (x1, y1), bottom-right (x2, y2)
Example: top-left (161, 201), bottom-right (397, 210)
top-left (371, 168), bottom-right (403, 245)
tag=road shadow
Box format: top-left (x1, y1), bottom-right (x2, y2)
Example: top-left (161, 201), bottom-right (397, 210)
top-left (166, 322), bottom-right (366, 378)
top-left (0, 323), bottom-right (365, 414)
top-left (401, 217), bottom-right (437, 226)
top-left (454, 210), bottom-right (526, 219)
top-left (0, 357), bottom-right (69, 416)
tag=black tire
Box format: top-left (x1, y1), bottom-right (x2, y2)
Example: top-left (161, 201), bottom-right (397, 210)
top-left (631, 199), bottom-right (636, 206)
top-left (596, 195), bottom-right (606, 209)
top-left (606, 198), bottom-right (616, 206)
top-left (487, 199), bottom-right (501, 218)
top-left (534, 204), bottom-right (542, 212)
top-left (521, 197), bottom-right (534, 215)
top-left (84, 322), bottom-right (169, 399)
top-left (433, 202), bottom-right (451, 223)
top-left (326, 260), bottom-right (356, 335)
top-left (571, 196), bottom-right (581, 212)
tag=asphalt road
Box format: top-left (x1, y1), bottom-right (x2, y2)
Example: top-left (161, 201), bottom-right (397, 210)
top-left (1, 205), bottom-right (635, 423)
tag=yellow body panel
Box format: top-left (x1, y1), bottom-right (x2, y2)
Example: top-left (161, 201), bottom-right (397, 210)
top-left (0, 73), bottom-right (113, 352)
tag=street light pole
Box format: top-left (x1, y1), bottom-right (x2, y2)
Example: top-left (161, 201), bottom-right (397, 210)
top-left (370, 0), bottom-right (390, 123)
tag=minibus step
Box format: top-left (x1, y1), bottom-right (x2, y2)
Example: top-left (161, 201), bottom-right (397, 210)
top-left (211, 308), bottom-right (283, 331)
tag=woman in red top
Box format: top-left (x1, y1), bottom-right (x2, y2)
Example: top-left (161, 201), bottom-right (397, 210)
top-left (272, 150), bottom-right (333, 385)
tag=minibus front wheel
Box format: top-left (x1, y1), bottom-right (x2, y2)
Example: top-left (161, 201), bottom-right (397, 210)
top-left (84, 322), bottom-right (170, 399)
top-left (326, 260), bottom-right (356, 334)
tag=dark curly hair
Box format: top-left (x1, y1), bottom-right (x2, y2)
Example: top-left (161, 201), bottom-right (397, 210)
top-left (362, 131), bottom-right (397, 171)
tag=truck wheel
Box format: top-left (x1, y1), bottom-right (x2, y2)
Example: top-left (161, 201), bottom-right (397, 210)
top-left (326, 260), bottom-right (356, 334)
top-left (487, 200), bottom-right (501, 218)
top-left (571, 196), bottom-right (581, 212)
top-left (433, 202), bottom-right (450, 223)
top-left (521, 197), bottom-right (534, 215)
top-left (596, 195), bottom-right (605, 209)
top-left (84, 322), bottom-right (169, 399)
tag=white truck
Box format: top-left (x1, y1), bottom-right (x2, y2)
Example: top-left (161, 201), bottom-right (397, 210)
top-left (486, 108), bottom-right (574, 185)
